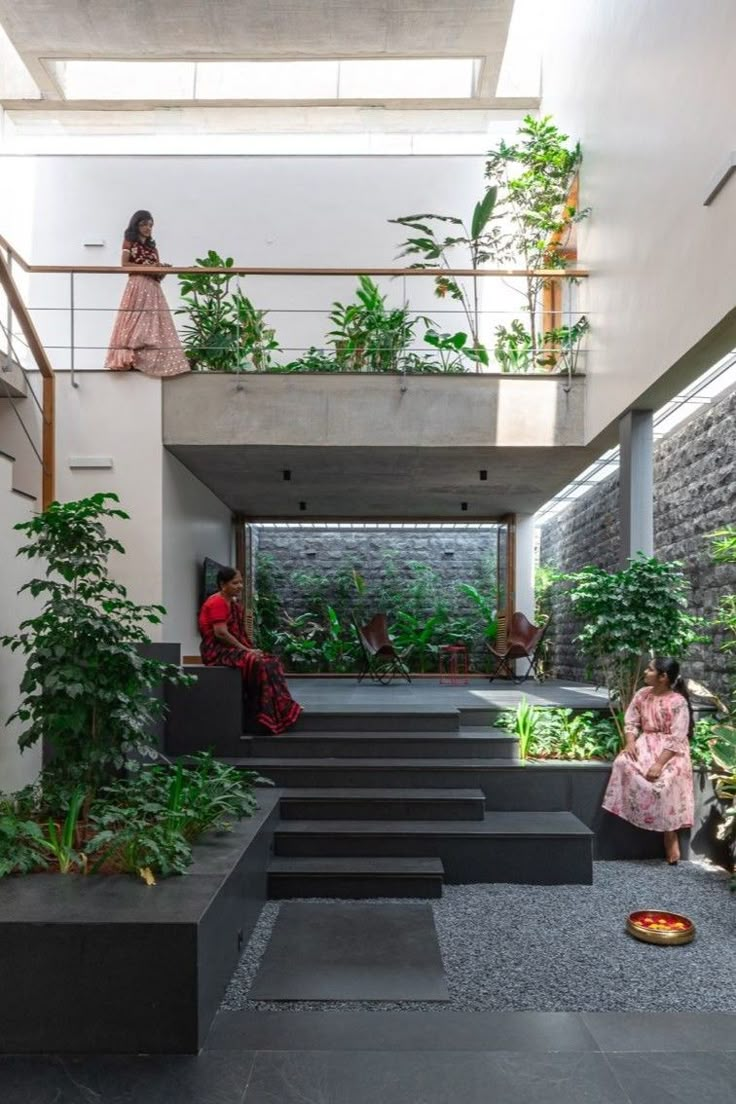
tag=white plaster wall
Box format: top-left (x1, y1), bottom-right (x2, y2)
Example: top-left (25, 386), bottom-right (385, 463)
top-left (161, 450), bottom-right (232, 656)
top-left (52, 371), bottom-right (165, 620)
top-left (0, 455), bottom-right (41, 792)
top-left (0, 154), bottom-right (519, 372)
top-left (540, 0), bottom-right (736, 443)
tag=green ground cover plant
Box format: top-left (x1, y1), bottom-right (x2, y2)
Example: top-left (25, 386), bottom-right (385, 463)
top-left (497, 702), bottom-right (621, 763)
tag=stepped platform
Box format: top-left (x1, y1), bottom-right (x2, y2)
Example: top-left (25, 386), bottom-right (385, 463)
top-left (166, 677), bottom-right (606, 895)
top-left (287, 677), bottom-right (609, 729)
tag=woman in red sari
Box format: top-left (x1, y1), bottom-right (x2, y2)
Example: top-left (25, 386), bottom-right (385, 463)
top-left (198, 566), bottom-right (302, 735)
top-left (105, 209), bottom-right (190, 377)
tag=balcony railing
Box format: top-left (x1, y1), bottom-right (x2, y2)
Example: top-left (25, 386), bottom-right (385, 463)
top-left (0, 231), bottom-right (590, 507)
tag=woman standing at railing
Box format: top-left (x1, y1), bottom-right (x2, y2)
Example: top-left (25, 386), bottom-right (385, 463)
top-left (105, 210), bottom-right (190, 377)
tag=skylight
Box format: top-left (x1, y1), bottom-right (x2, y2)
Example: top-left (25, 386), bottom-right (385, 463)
top-left (47, 58), bottom-right (482, 102)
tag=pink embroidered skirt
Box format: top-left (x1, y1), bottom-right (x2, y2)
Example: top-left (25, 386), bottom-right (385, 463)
top-left (105, 274), bottom-right (190, 378)
top-left (602, 731), bottom-right (694, 832)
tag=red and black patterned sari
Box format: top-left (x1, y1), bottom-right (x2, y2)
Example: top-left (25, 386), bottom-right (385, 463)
top-left (198, 593), bottom-right (302, 735)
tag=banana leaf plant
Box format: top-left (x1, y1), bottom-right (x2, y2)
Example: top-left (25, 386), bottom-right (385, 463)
top-left (390, 187), bottom-right (498, 367)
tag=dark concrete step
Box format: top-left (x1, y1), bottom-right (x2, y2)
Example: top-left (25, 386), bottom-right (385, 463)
top-left (279, 787), bottom-right (486, 821)
top-left (267, 856), bottom-right (444, 899)
top-left (291, 708), bottom-right (460, 733)
top-left (244, 728), bottom-right (517, 760)
top-left (237, 757), bottom-right (569, 811)
top-left (273, 812), bottom-right (594, 885)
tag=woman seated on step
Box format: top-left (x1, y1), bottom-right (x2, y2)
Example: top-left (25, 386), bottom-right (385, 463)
top-left (198, 566), bottom-right (302, 735)
top-left (601, 656), bottom-right (694, 865)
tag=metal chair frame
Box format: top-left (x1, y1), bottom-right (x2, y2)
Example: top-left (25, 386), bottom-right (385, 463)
top-left (488, 615), bottom-right (551, 684)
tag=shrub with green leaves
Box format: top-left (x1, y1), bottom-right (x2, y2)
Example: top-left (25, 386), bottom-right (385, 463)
top-left (497, 704), bottom-right (620, 762)
top-left (563, 555), bottom-right (704, 744)
top-left (0, 493), bottom-right (191, 793)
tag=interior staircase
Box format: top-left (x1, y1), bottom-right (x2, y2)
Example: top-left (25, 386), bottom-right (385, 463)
top-left (222, 703), bottom-right (594, 899)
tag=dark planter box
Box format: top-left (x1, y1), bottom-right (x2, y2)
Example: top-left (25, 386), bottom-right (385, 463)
top-left (0, 789), bottom-right (280, 1055)
top-left (519, 761), bottom-right (730, 865)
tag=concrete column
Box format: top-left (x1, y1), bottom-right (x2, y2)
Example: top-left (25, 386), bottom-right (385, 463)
top-left (514, 514), bottom-right (536, 675)
top-left (619, 410), bottom-right (654, 564)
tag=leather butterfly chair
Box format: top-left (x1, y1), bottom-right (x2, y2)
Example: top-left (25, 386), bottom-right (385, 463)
top-left (353, 613), bottom-right (412, 685)
top-left (487, 612), bottom-right (550, 684)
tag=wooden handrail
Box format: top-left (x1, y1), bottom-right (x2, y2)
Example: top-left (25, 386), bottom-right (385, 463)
top-left (0, 235), bottom-right (588, 279)
top-left (0, 249), bottom-right (55, 507)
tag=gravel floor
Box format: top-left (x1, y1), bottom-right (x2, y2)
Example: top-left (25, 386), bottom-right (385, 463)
top-left (220, 860), bottom-right (736, 1014)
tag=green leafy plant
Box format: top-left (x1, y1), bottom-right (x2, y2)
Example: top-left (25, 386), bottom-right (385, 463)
top-left (691, 716), bottom-right (717, 770)
top-left (563, 555), bottom-right (704, 744)
top-left (484, 114), bottom-right (590, 370)
top-left (0, 809), bottom-right (48, 876)
top-left (327, 275), bottom-right (424, 373)
top-left (177, 250), bottom-right (279, 372)
top-left (0, 493), bottom-right (191, 793)
top-left (508, 698), bottom-right (539, 761)
top-left (271, 347), bottom-right (342, 373)
top-left (390, 189), bottom-right (497, 364)
top-left (497, 706), bottom-right (621, 761)
top-left (494, 319), bottom-right (534, 373)
top-left (86, 806), bottom-right (193, 881)
top-left (707, 525), bottom-right (736, 885)
top-left (457, 583), bottom-right (498, 645)
top-left (494, 316), bottom-right (590, 376)
top-left (421, 330), bottom-right (474, 373)
top-left (36, 787), bottom-right (87, 874)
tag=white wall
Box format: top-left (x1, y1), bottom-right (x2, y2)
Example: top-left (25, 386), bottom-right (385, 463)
top-left (540, 0), bottom-right (736, 443)
top-left (52, 371), bottom-right (166, 618)
top-left (0, 154), bottom-right (519, 372)
top-left (0, 454), bottom-right (41, 792)
top-left (161, 450), bottom-right (232, 656)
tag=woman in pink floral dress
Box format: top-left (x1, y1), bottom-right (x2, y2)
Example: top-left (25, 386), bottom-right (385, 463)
top-left (105, 210), bottom-right (190, 377)
top-left (602, 657), bottom-right (694, 864)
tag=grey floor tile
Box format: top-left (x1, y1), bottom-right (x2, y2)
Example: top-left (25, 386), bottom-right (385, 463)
top-left (583, 1012), bottom-right (736, 1052)
top-left (249, 902), bottom-right (448, 1001)
top-left (606, 1051), bottom-right (736, 1103)
top-left (0, 1051), bottom-right (256, 1104)
top-left (243, 1050), bottom-right (629, 1104)
top-left (207, 1009), bottom-right (600, 1052)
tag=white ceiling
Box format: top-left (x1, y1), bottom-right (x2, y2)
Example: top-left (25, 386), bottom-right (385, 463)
top-left (0, 0), bottom-right (540, 123)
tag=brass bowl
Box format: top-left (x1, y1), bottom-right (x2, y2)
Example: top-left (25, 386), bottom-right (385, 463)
top-left (626, 909), bottom-right (695, 946)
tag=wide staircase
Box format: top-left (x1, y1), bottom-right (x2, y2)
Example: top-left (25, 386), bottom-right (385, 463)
top-left (223, 702), bottom-right (594, 899)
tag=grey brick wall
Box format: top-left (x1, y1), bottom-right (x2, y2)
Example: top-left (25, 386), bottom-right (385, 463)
top-left (540, 385), bottom-right (736, 698)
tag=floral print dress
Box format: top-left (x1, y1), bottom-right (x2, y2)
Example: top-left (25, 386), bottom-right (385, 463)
top-left (602, 688), bottom-right (694, 832)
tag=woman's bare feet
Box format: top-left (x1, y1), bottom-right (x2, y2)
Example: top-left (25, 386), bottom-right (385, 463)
top-left (663, 831), bottom-right (680, 865)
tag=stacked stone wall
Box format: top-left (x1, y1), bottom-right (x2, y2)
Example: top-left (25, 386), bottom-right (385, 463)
top-left (254, 527), bottom-right (497, 623)
top-left (540, 385), bottom-right (736, 698)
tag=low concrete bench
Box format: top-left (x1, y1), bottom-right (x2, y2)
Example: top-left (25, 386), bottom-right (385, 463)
top-left (165, 665), bottom-right (245, 757)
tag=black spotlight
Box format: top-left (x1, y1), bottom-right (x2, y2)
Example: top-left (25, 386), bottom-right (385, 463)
top-left (283, 469), bottom-right (291, 481)
top-left (479, 469), bottom-right (488, 481)
top-left (461, 502), bottom-right (468, 512)
top-left (299, 501), bottom-right (307, 511)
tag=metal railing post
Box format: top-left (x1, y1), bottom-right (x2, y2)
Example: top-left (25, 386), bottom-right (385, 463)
top-left (70, 272), bottom-right (78, 387)
top-left (5, 249), bottom-right (12, 358)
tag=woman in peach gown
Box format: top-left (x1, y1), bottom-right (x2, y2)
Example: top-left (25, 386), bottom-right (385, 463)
top-left (105, 210), bottom-right (190, 377)
top-left (602, 657), bottom-right (694, 864)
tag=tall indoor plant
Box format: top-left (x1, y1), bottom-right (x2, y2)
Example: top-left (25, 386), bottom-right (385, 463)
top-left (563, 555), bottom-right (703, 744)
top-left (484, 114), bottom-right (590, 372)
top-left (0, 493), bottom-right (188, 791)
